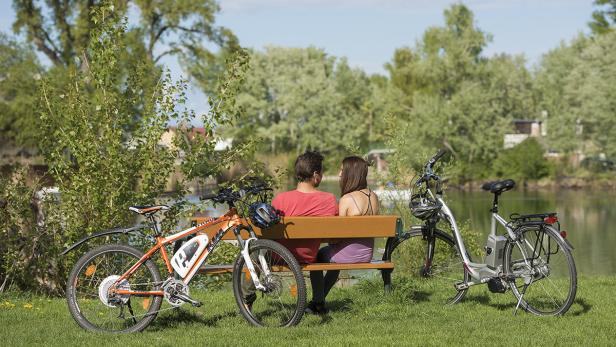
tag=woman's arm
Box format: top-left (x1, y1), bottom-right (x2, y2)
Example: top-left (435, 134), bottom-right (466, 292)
top-left (338, 195), bottom-right (352, 217)
top-left (371, 192), bottom-right (380, 215)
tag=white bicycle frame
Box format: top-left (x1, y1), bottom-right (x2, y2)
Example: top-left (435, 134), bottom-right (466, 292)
top-left (430, 189), bottom-right (520, 284)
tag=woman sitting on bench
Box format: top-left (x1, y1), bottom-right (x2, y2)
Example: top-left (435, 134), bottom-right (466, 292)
top-left (307, 156), bottom-right (379, 314)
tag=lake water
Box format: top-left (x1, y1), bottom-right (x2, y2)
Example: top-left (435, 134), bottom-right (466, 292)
top-left (316, 181), bottom-right (616, 276)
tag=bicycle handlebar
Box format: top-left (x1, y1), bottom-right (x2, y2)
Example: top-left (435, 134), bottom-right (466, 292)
top-left (427, 148), bottom-right (447, 169)
top-left (200, 183), bottom-right (272, 204)
top-left (416, 149), bottom-right (448, 189)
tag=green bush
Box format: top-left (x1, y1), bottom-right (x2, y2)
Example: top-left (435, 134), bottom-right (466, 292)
top-left (492, 138), bottom-right (551, 181)
top-left (0, 167), bottom-right (65, 293)
top-left (2, 2), bottom-right (252, 294)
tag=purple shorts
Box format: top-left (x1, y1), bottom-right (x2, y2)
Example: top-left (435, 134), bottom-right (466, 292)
top-left (326, 238), bottom-right (374, 263)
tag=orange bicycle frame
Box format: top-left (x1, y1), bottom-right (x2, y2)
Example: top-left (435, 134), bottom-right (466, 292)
top-left (112, 208), bottom-right (243, 297)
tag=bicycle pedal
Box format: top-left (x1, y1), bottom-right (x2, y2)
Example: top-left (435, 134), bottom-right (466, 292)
top-left (454, 281), bottom-right (469, 291)
top-left (173, 293), bottom-right (202, 307)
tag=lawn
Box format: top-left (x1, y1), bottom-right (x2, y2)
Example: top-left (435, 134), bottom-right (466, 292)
top-left (1, 275), bottom-right (613, 346)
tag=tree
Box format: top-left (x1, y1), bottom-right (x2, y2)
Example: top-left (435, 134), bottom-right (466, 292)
top-left (208, 46), bottom-right (382, 170)
top-left (564, 31), bottom-right (616, 158)
top-left (11, 0), bottom-right (237, 68)
top-left (7, 0), bottom-right (237, 152)
top-left (385, 4), bottom-right (534, 181)
top-left (589, 0), bottom-right (616, 35)
top-left (534, 35), bottom-right (589, 154)
top-left (0, 34), bottom-right (43, 148)
top-left (0, 1), bottom-right (252, 293)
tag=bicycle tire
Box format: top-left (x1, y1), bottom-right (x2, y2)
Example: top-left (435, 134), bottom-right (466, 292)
top-left (388, 227), bottom-right (469, 304)
top-left (232, 239), bottom-right (306, 327)
top-left (66, 244), bottom-right (163, 333)
top-left (504, 225), bottom-right (577, 316)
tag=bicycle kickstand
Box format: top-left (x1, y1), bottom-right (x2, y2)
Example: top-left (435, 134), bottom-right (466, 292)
top-left (513, 278), bottom-right (533, 316)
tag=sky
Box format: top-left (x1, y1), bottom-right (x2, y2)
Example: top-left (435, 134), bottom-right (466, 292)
top-left (0, 0), bottom-right (596, 115)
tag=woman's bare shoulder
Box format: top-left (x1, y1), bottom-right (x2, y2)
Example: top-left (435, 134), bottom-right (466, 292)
top-left (339, 194), bottom-right (353, 203)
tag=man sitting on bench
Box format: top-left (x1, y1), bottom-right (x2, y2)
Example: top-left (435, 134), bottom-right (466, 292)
top-left (271, 151), bottom-right (338, 262)
top-left (271, 151), bottom-right (338, 314)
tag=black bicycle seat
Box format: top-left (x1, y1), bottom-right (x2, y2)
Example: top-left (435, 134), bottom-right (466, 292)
top-left (481, 179), bottom-right (516, 194)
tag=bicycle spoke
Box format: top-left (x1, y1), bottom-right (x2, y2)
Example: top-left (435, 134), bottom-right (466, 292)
top-left (68, 246), bottom-right (162, 332)
top-left (506, 226), bottom-right (576, 316)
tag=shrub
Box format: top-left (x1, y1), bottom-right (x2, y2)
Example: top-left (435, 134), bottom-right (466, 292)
top-left (492, 138), bottom-right (550, 181)
top-left (2, 2), bottom-right (252, 294)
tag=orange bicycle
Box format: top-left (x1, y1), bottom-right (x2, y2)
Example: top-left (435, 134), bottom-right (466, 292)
top-left (63, 183), bottom-right (306, 332)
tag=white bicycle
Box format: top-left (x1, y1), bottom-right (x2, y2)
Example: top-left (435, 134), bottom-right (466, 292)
top-left (384, 149), bottom-right (577, 316)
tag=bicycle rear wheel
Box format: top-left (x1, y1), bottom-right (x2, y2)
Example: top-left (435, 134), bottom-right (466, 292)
top-left (504, 225), bottom-right (577, 316)
top-left (66, 244), bottom-right (163, 333)
top-left (388, 227), bottom-right (469, 304)
top-left (232, 239), bottom-right (306, 327)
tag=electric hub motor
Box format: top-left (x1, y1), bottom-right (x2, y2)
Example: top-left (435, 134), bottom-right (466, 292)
top-left (98, 275), bottom-right (130, 307)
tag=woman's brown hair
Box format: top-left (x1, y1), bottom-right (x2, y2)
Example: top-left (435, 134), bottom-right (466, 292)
top-left (339, 156), bottom-right (369, 196)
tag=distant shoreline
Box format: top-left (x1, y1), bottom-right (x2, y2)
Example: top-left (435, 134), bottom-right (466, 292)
top-left (322, 175), bottom-right (616, 191)
top-left (451, 177), bottom-right (616, 191)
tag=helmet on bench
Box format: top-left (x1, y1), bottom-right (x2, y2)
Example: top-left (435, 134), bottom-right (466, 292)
top-left (248, 202), bottom-right (281, 229)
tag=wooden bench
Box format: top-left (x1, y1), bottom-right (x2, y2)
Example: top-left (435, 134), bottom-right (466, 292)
top-left (191, 215), bottom-right (403, 291)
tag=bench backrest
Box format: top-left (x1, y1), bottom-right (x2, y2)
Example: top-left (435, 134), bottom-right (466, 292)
top-left (191, 215), bottom-right (401, 241)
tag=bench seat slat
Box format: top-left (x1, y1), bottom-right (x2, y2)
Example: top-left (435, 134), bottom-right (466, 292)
top-left (302, 262), bottom-right (394, 271)
top-left (199, 261), bottom-right (394, 274)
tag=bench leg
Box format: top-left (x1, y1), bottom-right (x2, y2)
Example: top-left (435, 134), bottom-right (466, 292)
top-left (382, 269), bottom-right (392, 294)
top-left (382, 236), bottom-right (397, 294)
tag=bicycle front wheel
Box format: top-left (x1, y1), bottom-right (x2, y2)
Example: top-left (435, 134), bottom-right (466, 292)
top-left (504, 225), bottom-right (577, 316)
top-left (388, 227), bottom-right (469, 305)
top-left (232, 239), bottom-right (306, 327)
top-left (66, 244), bottom-right (163, 333)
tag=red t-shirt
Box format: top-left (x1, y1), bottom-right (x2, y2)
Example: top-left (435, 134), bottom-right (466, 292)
top-left (272, 190), bottom-right (338, 263)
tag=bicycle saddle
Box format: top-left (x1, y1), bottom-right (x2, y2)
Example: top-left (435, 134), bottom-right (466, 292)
top-left (481, 179), bottom-right (516, 194)
top-left (128, 205), bottom-right (170, 214)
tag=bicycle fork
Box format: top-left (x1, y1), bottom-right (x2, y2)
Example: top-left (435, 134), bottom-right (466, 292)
top-left (420, 225), bottom-right (436, 277)
top-left (240, 238), bottom-right (268, 291)
top-left (232, 225), bottom-right (272, 291)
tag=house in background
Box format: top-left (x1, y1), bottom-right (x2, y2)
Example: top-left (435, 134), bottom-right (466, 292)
top-left (159, 127), bottom-right (232, 153)
top-left (503, 119), bottom-right (546, 149)
top-left (366, 149), bottom-right (394, 173)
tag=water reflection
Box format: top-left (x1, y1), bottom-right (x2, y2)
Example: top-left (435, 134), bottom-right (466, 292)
top-left (316, 181), bottom-right (615, 276)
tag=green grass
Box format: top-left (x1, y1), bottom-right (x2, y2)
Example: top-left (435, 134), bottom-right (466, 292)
top-left (1, 276), bottom-right (614, 346)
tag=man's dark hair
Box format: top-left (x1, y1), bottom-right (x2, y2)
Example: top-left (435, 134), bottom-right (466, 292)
top-left (295, 151), bottom-right (324, 182)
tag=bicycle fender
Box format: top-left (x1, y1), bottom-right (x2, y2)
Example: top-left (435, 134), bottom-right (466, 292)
top-left (60, 224), bottom-right (148, 256)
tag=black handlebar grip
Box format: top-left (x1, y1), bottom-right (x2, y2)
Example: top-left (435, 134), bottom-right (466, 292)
top-left (428, 148), bottom-right (448, 167)
top-left (434, 148), bottom-right (447, 161)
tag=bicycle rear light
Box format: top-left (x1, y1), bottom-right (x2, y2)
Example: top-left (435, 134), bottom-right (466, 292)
top-left (544, 215), bottom-right (558, 224)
